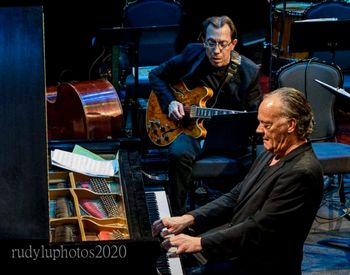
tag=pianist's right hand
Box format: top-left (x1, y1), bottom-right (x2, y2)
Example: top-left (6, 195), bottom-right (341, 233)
top-left (152, 214), bottom-right (195, 237)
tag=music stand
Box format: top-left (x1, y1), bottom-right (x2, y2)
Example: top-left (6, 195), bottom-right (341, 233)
top-left (314, 79), bottom-right (350, 99)
top-left (289, 19), bottom-right (350, 61)
top-left (94, 25), bottom-right (180, 133)
top-left (95, 25), bottom-right (179, 99)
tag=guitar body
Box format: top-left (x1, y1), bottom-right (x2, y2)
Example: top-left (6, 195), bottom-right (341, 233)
top-left (146, 82), bottom-right (213, 146)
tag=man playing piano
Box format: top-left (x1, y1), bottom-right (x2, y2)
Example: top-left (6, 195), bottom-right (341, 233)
top-left (152, 87), bottom-right (324, 275)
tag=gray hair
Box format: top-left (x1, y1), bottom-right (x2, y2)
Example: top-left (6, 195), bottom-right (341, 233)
top-left (266, 87), bottom-right (314, 139)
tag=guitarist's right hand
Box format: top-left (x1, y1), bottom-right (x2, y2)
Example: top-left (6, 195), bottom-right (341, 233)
top-left (168, 100), bottom-right (185, 121)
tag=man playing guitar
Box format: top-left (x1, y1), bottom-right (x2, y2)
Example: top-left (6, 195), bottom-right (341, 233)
top-left (148, 15), bottom-right (262, 216)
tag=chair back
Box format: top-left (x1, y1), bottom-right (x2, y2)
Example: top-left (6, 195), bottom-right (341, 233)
top-left (123, 0), bottom-right (183, 27)
top-left (276, 59), bottom-right (343, 141)
top-left (123, 0), bottom-right (183, 66)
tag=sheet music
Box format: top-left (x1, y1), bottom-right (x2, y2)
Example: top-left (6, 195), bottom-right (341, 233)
top-left (51, 149), bottom-right (117, 177)
top-left (314, 79), bottom-right (350, 99)
top-left (132, 66), bottom-right (156, 80)
top-left (295, 18), bottom-right (338, 23)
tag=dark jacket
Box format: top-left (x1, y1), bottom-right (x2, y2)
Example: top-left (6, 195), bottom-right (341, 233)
top-left (148, 43), bottom-right (261, 113)
top-left (189, 142), bottom-right (324, 275)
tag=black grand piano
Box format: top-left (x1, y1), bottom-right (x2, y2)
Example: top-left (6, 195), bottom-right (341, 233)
top-left (0, 5), bottom-right (183, 274)
top-left (46, 139), bottom-right (183, 274)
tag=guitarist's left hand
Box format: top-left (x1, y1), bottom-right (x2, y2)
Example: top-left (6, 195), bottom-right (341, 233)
top-left (168, 100), bottom-right (185, 121)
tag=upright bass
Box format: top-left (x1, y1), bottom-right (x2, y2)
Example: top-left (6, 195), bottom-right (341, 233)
top-left (47, 79), bottom-right (123, 140)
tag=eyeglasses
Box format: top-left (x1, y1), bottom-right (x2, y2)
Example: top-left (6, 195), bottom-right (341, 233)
top-left (203, 39), bottom-right (233, 51)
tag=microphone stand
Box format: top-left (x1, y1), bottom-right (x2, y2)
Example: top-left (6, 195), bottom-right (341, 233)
top-left (269, 0), bottom-right (286, 90)
top-left (277, 0), bottom-right (287, 59)
top-left (265, 0), bottom-right (277, 90)
top-left (268, 0), bottom-right (275, 90)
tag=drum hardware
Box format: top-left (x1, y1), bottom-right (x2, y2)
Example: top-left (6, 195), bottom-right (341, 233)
top-left (272, 1), bottom-right (312, 60)
top-left (268, 1), bottom-right (313, 89)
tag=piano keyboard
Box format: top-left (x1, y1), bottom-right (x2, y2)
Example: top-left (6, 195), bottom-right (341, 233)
top-left (145, 190), bottom-right (184, 275)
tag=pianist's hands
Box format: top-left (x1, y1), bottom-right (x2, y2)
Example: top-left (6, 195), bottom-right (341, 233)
top-left (152, 214), bottom-right (195, 237)
top-left (162, 233), bottom-right (202, 254)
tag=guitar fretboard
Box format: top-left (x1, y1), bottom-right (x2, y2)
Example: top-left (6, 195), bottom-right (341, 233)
top-left (190, 107), bottom-right (243, 118)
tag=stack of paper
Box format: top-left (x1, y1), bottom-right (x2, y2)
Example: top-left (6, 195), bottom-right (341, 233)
top-left (51, 145), bottom-right (118, 177)
top-left (314, 79), bottom-right (350, 99)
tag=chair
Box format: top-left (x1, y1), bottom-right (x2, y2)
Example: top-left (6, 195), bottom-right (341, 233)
top-left (121, 0), bottom-right (184, 148)
top-left (122, 0), bottom-right (183, 99)
top-left (304, 1), bottom-right (350, 94)
top-left (277, 58), bottom-right (350, 205)
top-left (190, 112), bottom-right (259, 207)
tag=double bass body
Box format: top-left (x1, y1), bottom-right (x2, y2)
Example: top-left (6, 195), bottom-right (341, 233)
top-left (47, 79), bottom-right (123, 140)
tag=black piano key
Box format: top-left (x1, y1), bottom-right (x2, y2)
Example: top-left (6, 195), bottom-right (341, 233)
top-left (145, 192), bottom-right (161, 223)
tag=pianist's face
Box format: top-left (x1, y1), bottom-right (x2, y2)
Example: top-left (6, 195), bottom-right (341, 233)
top-left (257, 94), bottom-right (296, 158)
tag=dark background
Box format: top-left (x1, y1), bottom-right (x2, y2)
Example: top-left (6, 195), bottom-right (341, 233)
top-left (2, 0), bottom-right (273, 85)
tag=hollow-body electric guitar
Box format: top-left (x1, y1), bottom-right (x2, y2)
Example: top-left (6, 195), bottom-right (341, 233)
top-left (146, 81), bottom-right (244, 146)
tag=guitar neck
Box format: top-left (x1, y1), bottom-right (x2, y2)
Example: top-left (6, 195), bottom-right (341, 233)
top-left (189, 106), bottom-right (244, 118)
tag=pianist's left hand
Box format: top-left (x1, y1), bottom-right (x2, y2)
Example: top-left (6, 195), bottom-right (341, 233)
top-left (152, 214), bottom-right (195, 237)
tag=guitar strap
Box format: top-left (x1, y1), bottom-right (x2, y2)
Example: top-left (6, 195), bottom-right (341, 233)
top-left (210, 50), bottom-right (241, 108)
top-left (227, 50), bottom-right (241, 82)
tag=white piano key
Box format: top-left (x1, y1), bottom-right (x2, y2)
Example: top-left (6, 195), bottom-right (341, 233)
top-left (146, 190), bottom-right (184, 275)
